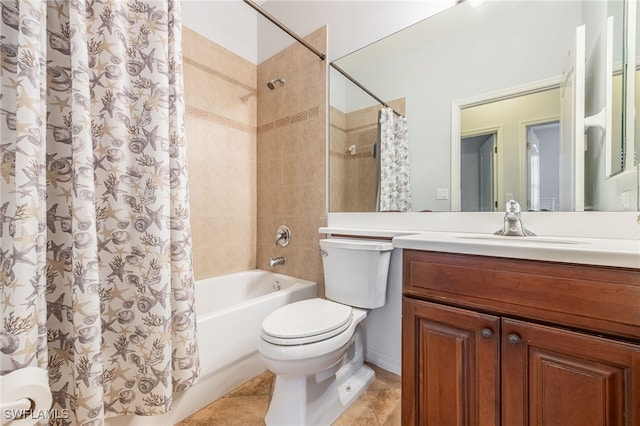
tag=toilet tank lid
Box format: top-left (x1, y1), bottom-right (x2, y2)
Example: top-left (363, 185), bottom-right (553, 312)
top-left (319, 238), bottom-right (393, 251)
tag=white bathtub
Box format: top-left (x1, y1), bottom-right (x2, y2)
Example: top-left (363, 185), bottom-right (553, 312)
top-left (105, 270), bottom-right (317, 426)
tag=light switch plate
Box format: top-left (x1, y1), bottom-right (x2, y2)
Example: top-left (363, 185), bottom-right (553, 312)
top-left (436, 188), bottom-right (449, 200)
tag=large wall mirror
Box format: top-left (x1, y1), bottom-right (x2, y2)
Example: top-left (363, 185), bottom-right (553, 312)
top-left (635, 0), bottom-right (639, 169)
top-left (329, 0), bottom-right (638, 212)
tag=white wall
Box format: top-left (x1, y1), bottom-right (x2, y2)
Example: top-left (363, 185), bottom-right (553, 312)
top-left (363, 248), bottom-right (402, 375)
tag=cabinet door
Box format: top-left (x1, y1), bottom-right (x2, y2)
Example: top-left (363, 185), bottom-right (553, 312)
top-left (402, 298), bottom-right (500, 426)
top-left (502, 319), bottom-right (640, 426)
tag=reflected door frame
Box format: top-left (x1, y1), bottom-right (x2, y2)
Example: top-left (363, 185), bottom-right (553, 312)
top-left (451, 76), bottom-right (562, 212)
top-left (628, 0), bottom-right (638, 175)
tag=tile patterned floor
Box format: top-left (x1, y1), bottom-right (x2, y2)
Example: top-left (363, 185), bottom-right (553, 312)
top-left (177, 363), bottom-right (401, 426)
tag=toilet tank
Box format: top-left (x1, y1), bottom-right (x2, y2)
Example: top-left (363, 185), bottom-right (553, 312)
top-left (319, 238), bottom-right (393, 309)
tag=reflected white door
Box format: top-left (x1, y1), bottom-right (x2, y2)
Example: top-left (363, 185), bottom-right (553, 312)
top-left (461, 134), bottom-right (496, 211)
top-left (479, 136), bottom-right (496, 211)
top-left (526, 122), bottom-right (561, 211)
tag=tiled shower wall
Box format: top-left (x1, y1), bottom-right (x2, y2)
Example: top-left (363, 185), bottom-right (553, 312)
top-left (183, 28), bottom-right (257, 280)
top-left (256, 27), bottom-right (328, 295)
top-left (330, 105), bottom-right (380, 212)
top-left (329, 106), bottom-right (348, 211)
top-left (182, 26), bottom-right (327, 288)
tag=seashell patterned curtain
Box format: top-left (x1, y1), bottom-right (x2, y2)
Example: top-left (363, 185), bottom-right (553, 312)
top-left (0, 0), bottom-right (199, 423)
top-left (378, 107), bottom-right (412, 212)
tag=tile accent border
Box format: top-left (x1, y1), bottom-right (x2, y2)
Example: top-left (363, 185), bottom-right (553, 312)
top-left (258, 106), bottom-right (319, 135)
top-left (186, 105), bottom-right (321, 137)
top-left (329, 150), bottom-right (374, 160)
top-left (186, 104), bottom-right (257, 134)
top-left (346, 122), bottom-right (378, 133)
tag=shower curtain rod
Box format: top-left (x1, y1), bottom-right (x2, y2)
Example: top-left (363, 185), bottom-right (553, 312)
top-left (243, 0), bottom-right (326, 61)
top-left (331, 63), bottom-right (404, 118)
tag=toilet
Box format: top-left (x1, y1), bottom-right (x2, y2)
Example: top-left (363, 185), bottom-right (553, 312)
top-left (258, 238), bottom-right (393, 426)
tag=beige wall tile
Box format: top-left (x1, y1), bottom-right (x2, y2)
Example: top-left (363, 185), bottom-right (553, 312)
top-left (192, 246), bottom-right (222, 281)
top-left (183, 28), bottom-right (256, 125)
top-left (183, 26), bottom-right (257, 280)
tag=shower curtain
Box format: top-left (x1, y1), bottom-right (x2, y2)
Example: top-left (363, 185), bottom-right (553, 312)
top-left (0, 1), bottom-right (199, 424)
top-left (378, 107), bottom-right (412, 211)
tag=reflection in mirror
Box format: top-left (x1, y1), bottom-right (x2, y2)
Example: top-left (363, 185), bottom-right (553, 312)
top-left (636, 0), bottom-right (639, 169)
top-left (459, 87), bottom-right (561, 212)
top-left (608, 0), bottom-right (625, 175)
top-left (329, 67), bottom-right (407, 212)
top-left (329, 0), bottom-right (638, 212)
top-left (586, 0), bottom-right (625, 178)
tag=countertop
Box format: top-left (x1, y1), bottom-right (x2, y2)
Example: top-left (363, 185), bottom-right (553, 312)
top-left (392, 231), bottom-right (640, 269)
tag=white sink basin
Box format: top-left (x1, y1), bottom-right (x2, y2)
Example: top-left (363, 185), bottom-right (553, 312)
top-left (455, 235), bottom-right (586, 245)
top-left (392, 231), bottom-right (639, 268)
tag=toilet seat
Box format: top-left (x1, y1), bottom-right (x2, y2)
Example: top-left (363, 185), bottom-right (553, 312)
top-left (262, 298), bottom-right (353, 346)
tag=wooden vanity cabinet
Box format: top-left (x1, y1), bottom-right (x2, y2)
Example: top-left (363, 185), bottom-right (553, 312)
top-left (402, 250), bottom-right (640, 426)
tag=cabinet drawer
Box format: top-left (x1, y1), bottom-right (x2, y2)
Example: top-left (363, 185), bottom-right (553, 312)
top-left (403, 250), bottom-right (640, 341)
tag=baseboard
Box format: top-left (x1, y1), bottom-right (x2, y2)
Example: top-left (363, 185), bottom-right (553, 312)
top-left (364, 348), bottom-right (401, 376)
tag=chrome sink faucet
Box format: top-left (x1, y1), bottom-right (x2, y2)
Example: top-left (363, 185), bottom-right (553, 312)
top-left (494, 200), bottom-right (536, 237)
top-left (269, 256), bottom-right (286, 268)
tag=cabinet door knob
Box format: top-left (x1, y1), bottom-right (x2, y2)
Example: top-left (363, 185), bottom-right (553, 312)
top-left (480, 328), bottom-right (493, 339)
top-left (507, 333), bottom-right (521, 345)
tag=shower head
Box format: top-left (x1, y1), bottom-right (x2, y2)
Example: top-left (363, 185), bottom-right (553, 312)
top-left (266, 78), bottom-right (286, 91)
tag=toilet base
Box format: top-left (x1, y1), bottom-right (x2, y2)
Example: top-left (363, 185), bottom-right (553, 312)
top-left (264, 324), bottom-right (374, 426)
top-left (265, 364), bottom-right (374, 426)
top-left (336, 363), bottom-right (376, 416)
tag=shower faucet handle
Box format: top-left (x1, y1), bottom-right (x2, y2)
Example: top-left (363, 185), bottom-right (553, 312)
top-left (274, 225), bottom-right (291, 247)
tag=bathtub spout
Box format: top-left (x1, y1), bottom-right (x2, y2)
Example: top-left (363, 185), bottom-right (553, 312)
top-left (269, 256), bottom-right (286, 268)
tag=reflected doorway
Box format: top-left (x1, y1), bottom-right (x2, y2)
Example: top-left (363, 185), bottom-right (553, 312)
top-left (461, 133), bottom-right (496, 211)
top-left (526, 121), bottom-right (561, 211)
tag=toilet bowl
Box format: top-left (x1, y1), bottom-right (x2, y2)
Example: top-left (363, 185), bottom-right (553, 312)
top-left (258, 238), bottom-right (393, 426)
top-left (260, 299), bottom-right (372, 426)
